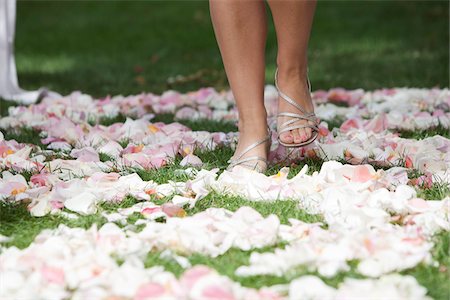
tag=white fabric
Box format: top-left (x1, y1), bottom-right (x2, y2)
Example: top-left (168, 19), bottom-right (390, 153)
top-left (0, 0), bottom-right (47, 103)
top-left (1, 0), bottom-right (19, 94)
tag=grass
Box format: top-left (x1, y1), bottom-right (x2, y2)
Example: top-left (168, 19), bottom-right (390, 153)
top-left (133, 163), bottom-right (191, 184)
top-left (0, 201), bottom-right (107, 249)
top-left (144, 247), bottom-right (367, 290)
top-left (0, 127), bottom-right (46, 149)
top-left (324, 117), bottom-right (345, 131)
top-left (0, 195), bottom-right (148, 249)
top-left (152, 113), bottom-right (238, 132)
top-left (142, 234), bottom-right (449, 300)
top-left (0, 100), bottom-right (18, 117)
top-left (9, 1), bottom-right (448, 98)
top-left (189, 192), bottom-right (323, 225)
top-left (2, 198), bottom-right (447, 298)
top-left (404, 232), bottom-right (450, 300)
top-left (0, 1), bottom-right (448, 298)
top-left (89, 114), bottom-right (128, 127)
top-left (0, 154), bottom-right (449, 297)
top-left (397, 125), bottom-right (450, 140)
top-left (0, 187), bottom-right (323, 250)
top-left (416, 182), bottom-right (450, 200)
top-left (99, 152), bottom-right (115, 162)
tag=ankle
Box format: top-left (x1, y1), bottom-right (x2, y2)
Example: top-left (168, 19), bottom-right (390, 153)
top-left (276, 64), bottom-right (308, 81)
top-left (238, 111), bottom-right (267, 127)
top-left (238, 119), bottom-right (268, 136)
top-left (276, 66), bottom-right (311, 94)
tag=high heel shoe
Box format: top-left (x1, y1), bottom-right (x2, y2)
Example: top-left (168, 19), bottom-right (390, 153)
top-left (227, 126), bottom-right (272, 173)
top-left (275, 68), bottom-right (319, 148)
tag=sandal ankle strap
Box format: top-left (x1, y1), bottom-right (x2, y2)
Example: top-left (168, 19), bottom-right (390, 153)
top-left (275, 68), bottom-right (312, 115)
top-left (227, 126), bottom-right (271, 171)
top-left (231, 126), bottom-right (271, 162)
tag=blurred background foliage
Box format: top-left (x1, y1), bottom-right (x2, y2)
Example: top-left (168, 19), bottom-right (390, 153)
top-left (14, 0), bottom-right (449, 97)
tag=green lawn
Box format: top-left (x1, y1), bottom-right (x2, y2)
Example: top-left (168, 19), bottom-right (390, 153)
top-left (1, 1), bottom-right (449, 299)
top-left (12, 0), bottom-right (449, 98)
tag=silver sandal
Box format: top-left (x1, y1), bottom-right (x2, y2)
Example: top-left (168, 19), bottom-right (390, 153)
top-left (275, 68), bottom-right (319, 148)
top-left (227, 126), bottom-right (271, 173)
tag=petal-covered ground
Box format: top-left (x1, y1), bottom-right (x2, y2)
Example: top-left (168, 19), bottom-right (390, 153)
top-left (0, 86), bottom-right (449, 299)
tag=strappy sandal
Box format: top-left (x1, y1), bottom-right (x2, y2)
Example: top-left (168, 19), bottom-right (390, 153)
top-left (227, 126), bottom-right (272, 173)
top-left (275, 68), bottom-right (319, 148)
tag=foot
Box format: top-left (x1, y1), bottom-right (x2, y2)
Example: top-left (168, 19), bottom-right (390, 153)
top-left (276, 68), bottom-right (317, 145)
top-left (228, 121), bottom-right (271, 173)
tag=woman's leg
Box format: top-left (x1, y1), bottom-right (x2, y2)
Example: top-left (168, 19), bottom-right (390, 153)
top-left (209, 0), bottom-right (269, 169)
top-left (267, 0), bottom-right (317, 144)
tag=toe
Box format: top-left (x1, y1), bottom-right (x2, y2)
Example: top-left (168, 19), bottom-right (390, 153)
top-left (279, 131), bottom-right (294, 144)
top-left (292, 129), bottom-right (302, 144)
top-left (298, 128), bottom-right (307, 142)
top-left (304, 128), bottom-right (312, 141)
